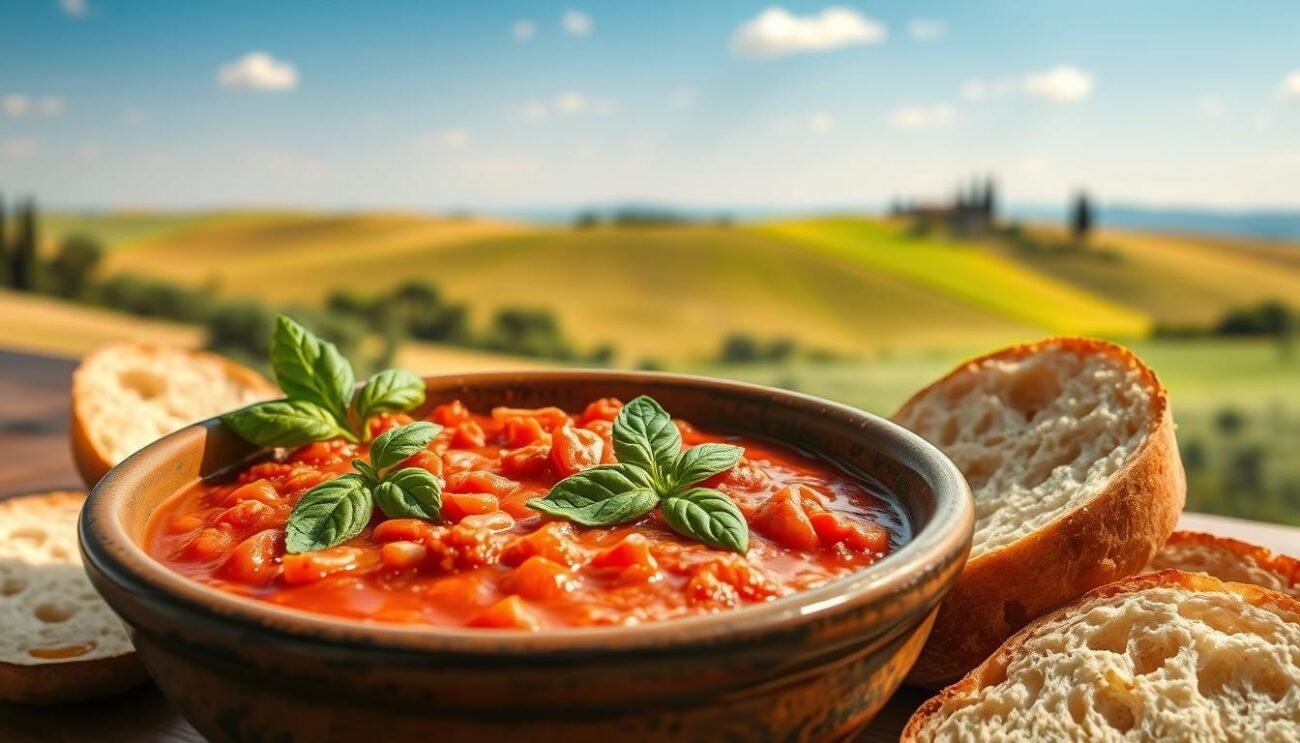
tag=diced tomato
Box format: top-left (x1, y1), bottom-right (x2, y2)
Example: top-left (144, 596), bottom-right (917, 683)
top-left (753, 486), bottom-right (824, 551)
top-left (550, 425), bottom-right (604, 476)
top-left (442, 450), bottom-right (494, 478)
top-left (578, 397), bottom-right (622, 424)
top-left (591, 534), bottom-right (659, 584)
top-left (372, 518), bottom-right (440, 543)
top-left (367, 412), bottom-right (413, 438)
top-left (182, 527), bottom-right (236, 560)
top-left (501, 522), bottom-right (586, 568)
top-left (381, 540), bottom-right (428, 570)
top-left (687, 558), bottom-right (778, 606)
top-left (491, 406), bottom-right (569, 432)
top-left (222, 529), bottom-right (283, 584)
top-left (445, 470), bottom-right (519, 497)
top-left (501, 443), bottom-right (552, 479)
top-left (500, 416), bottom-right (548, 448)
top-left (282, 546), bottom-right (363, 584)
top-left (443, 492), bottom-right (500, 522)
top-left (290, 439), bottom-right (357, 467)
top-left (166, 513), bottom-right (206, 534)
top-left (459, 511), bottom-right (515, 532)
top-left (236, 462), bottom-right (294, 485)
top-left (215, 500), bottom-right (282, 533)
top-left (431, 400), bottom-right (471, 426)
top-left (467, 595), bottom-right (541, 631)
top-left (808, 512), bottom-right (890, 554)
top-left (702, 457), bottom-right (768, 491)
top-left (581, 419), bottom-right (618, 464)
top-left (503, 556), bottom-right (578, 601)
top-left (398, 449), bottom-right (444, 478)
top-left (424, 523), bottom-right (506, 572)
top-left (223, 479), bottom-right (282, 507)
top-left (451, 421), bottom-right (487, 448)
top-left (283, 468), bottom-right (328, 494)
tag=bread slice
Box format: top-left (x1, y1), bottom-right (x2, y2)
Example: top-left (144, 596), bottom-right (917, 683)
top-left (71, 343), bottom-right (277, 486)
top-left (902, 571), bottom-right (1300, 742)
top-left (1146, 531), bottom-right (1300, 599)
top-left (0, 492), bottom-right (148, 704)
top-left (892, 338), bottom-right (1185, 684)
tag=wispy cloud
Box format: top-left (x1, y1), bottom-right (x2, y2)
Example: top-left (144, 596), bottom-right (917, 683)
top-left (59, 0), bottom-right (88, 18)
top-left (731, 7), bottom-right (885, 58)
top-left (806, 112), bottom-right (835, 134)
top-left (416, 128), bottom-right (471, 151)
top-left (908, 19), bottom-right (947, 42)
top-left (512, 20), bottom-right (536, 42)
top-left (217, 52), bottom-right (299, 92)
top-left (963, 65), bottom-right (1094, 103)
top-left (562, 10), bottom-right (592, 37)
top-left (3, 94), bottom-right (66, 117)
top-left (888, 104), bottom-right (955, 129)
top-left (520, 92), bottom-right (616, 121)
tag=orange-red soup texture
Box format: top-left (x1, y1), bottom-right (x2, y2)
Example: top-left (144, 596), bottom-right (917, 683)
top-left (147, 398), bottom-right (908, 630)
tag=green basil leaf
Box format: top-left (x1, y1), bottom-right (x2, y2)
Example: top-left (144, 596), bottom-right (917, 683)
top-left (671, 443), bottom-right (744, 491)
top-left (526, 464), bottom-right (657, 526)
top-left (221, 400), bottom-right (347, 448)
top-left (660, 488), bottom-right (749, 554)
top-left (374, 468), bottom-right (443, 522)
top-left (354, 369), bottom-right (426, 428)
top-left (368, 421), bottom-right (441, 472)
top-left (352, 458), bottom-right (380, 485)
top-left (285, 474), bottom-right (373, 553)
top-left (271, 316), bottom-right (356, 429)
top-left (612, 395), bottom-right (681, 488)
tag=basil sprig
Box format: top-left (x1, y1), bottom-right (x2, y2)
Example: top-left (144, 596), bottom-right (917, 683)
top-left (222, 316), bottom-right (427, 447)
top-left (285, 422), bottom-right (444, 553)
top-left (526, 395), bottom-right (749, 553)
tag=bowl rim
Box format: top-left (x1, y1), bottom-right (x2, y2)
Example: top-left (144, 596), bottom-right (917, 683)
top-left (81, 369), bottom-right (973, 656)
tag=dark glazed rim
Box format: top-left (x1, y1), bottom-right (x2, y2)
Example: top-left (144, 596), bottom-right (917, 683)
top-left (81, 370), bottom-right (973, 656)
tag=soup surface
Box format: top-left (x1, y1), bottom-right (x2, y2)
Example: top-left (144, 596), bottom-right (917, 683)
top-left (146, 398), bottom-right (908, 630)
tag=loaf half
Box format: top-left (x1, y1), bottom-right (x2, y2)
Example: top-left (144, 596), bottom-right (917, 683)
top-left (1146, 531), bottom-right (1299, 599)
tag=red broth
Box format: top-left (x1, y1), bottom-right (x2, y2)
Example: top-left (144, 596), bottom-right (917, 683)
top-left (145, 398), bottom-right (908, 630)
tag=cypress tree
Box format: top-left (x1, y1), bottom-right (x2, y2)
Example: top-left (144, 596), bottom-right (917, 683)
top-left (12, 197), bottom-right (37, 291)
top-left (0, 192), bottom-right (8, 287)
top-left (1070, 191), bottom-right (1094, 242)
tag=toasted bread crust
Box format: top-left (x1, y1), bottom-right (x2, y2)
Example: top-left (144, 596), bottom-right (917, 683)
top-left (895, 338), bottom-right (1186, 685)
top-left (70, 343), bottom-right (276, 486)
top-left (901, 570), bottom-right (1300, 741)
top-left (1149, 530), bottom-right (1300, 594)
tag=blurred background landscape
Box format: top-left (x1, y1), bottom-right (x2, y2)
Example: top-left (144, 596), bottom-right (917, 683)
top-left (2, 1), bottom-right (1298, 524)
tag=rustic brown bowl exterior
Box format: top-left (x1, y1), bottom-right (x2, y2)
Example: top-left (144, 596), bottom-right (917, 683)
top-left (80, 371), bottom-right (973, 742)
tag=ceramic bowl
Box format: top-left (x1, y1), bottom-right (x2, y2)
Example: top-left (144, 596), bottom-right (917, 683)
top-left (81, 371), bottom-right (972, 742)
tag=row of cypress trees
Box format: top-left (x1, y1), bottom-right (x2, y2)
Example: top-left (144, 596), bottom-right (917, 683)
top-left (0, 193), bottom-right (40, 291)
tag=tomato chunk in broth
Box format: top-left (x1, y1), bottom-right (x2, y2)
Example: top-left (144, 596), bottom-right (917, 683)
top-left (146, 399), bottom-right (908, 629)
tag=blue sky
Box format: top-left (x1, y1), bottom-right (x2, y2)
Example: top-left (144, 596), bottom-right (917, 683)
top-left (2, 0), bottom-right (1299, 210)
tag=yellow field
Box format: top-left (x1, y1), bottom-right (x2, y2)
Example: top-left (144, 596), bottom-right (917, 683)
top-left (0, 289), bottom-right (203, 356)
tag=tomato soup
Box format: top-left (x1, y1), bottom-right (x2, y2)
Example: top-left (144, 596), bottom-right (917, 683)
top-left (145, 398), bottom-right (908, 630)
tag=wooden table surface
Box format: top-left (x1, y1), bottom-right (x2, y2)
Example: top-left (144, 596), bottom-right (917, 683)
top-left (2, 348), bottom-right (1296, 742)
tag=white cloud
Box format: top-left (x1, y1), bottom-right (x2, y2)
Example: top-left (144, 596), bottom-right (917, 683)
top-left (963, 65), bottom-right (1094, 103)
top-left (417, 128), bottom-right (471, 150)
top-left (807, 112), bottom-right (835, 134)
top-left (731, 6), bottom-right (885, 58)
top-left (888, 104), bottom-right (955, 129)
top-left (1278, 70), bottom-right (1300, 102)
top-left (908, 19), bottom-right (946, 41)
top-left (562, 10), bottom-right (592, 37)
top-left (522, 92), bottom-right (615, 121)
top-left (60, 0), bottom-right (88, 18)
top-left (0, 137), bottom-right (37, 160)
top-left (512, 20), bottom-right (536, 41)
top-left (3, 94), bottom-right (30, 117)
top-left (217, 52), bottom-right (299, 92)
top-left (1023, 65), bottom-right (1093, 102)
top-left (1196, 93), bottom-right (1224, 117)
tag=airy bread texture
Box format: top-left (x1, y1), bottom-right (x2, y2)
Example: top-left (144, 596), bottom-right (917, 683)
top-left (893, 338), bottom-right (1186, 684)
top-left (0, 492), bottom-right (147, 703)
top-left (903, 571), bottom-right (1300, 743)
top-left (1146, 531), bottom-right (1300, 599)
top-left (71, 343), bottom-right (276, 486)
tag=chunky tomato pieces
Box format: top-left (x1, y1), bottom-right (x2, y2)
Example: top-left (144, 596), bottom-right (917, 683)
top-left (146, 398), bottom-right (904, 630)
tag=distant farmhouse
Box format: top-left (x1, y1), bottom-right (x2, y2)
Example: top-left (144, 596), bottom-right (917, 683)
top-left (889, 176), bottom-right (998, 238)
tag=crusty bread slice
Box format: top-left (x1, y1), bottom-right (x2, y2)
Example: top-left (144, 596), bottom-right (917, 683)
top-left (902, 571), bottom-right (1300, 742)
top-left (71, 343), bottom-right (277, 486)
top-left (0, 492), bottom-right (148, 704)
top-left (1146, 531), bottom-right (1300, 599)
top-left (892, 338), bottom-right (1185, 684)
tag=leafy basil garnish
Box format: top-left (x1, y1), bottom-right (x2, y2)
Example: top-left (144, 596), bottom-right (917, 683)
top-left (285, 474), bottom-right (374, 553)
top-left (284, 421), bottom-right (445, 553)
top-left (527, 395), bottom-right (750, 553)
top-left (220, 315), bottom-right (426, 448)
top-left (661, 488), bottom-right (749, 553)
